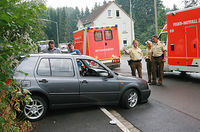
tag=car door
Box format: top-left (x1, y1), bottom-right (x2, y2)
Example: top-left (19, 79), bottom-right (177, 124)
top-left (35, 57), bottom-right (79, 105)
top-left (78, 59), bottom-right (120, 104)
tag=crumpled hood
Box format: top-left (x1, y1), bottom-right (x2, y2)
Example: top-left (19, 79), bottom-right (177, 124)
top-left (116, 75), bottom-right (148, 90)
top-left (117, 75), bottom-right (138, 81)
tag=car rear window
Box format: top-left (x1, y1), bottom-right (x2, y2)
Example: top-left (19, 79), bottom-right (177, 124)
top-left (37, 58), bottom-right (74, 77)
top-left (15, 56), bottom-right (39, 77)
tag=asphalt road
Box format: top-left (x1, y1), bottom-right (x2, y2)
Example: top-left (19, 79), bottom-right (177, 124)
top-left (32, 106), bottom-right (122, 132)
top-left (115, 56), bottom-right (200, 120)
top-left (32, 56), bottom-right (200, 132)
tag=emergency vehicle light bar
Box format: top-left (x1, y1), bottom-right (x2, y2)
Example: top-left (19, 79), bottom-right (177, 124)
top-left (87, 25), bottom-right (117, 30)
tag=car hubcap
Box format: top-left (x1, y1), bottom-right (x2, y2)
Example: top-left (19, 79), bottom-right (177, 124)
top-left (128, 91), bottom-right (138, 107)
top-left (24, 99), bottom-right (44, 120)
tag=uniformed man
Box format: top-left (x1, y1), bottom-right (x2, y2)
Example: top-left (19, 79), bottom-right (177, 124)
top-left (124, 40), bottom-right (143, 78)
top-left (42, 40), bottom-right (61, 53)
top-left (150, 35), bottom-right (166, 86)
top-left (145, 40), bottom-right (153, 83)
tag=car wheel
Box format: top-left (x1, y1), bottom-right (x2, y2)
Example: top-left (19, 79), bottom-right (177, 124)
top-left (121, 89), bottom-right (138, 109)
top-left (23, 96), bottom-right (47, 121)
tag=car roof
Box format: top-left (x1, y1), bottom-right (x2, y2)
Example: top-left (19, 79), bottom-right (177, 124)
top-left (29, 54), bottom-right (95, 60)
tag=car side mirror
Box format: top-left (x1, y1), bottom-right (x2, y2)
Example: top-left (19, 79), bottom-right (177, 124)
top-left (107, 71), bottom-right (114, 78)
top-left (99, 71), bottom-right (113, 78)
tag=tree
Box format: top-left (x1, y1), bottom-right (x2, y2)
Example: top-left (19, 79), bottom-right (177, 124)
top-left (172, 4), bottom-right (179, 11)
top-left (75, 7), bottom-right (81, 18)
top-left (80, 8), bottom-right (85, 18)
top-left (92, 2), bottom-right (101, 12)
top-left (84, 6), bottom-right (90, 18)
top-left (183, 0), bottom-right (200, 8)
top-left (42, 6), bottom-right (80, 43)
top-left (103, 0), bottom-right (107, 5)
top-left (0, 0), bottom-right (46, 131)
top-left (59, 8), bottom-right (67, 43)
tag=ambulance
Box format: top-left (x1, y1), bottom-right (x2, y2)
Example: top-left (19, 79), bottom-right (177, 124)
top-left (159, 7), bottom-right (200, 73)
top-left (73, 25), bottom-right (120, 68)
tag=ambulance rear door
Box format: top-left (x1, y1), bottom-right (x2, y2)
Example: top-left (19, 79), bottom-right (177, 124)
top-left (104, 27), bottom-right (120, 59)
top-left (87, 28), bottom-right (106, 59)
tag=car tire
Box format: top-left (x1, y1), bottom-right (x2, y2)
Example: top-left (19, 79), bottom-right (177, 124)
top-left (23, 95), bottom-right (47, 121)
top-left (121, 89), bottom-right (138, 109)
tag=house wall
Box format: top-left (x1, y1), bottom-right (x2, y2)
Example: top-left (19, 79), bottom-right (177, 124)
top-left (77, 20), bottom-right (84, 30)
top-left (93, 2), bottom-right (135, 49)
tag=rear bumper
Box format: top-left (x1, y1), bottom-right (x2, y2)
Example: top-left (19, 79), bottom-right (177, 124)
top-left (140, 89), bottom-right (151, 103)
top-left (104, 62), bottom-right (120, 69)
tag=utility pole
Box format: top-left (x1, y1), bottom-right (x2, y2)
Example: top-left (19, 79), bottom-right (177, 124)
top-left (154, 0), bottom-right (158, 36)
top-left (129, 0), bottom-right (133, 42)
top-left (40, 19), bottom-right (59, 46)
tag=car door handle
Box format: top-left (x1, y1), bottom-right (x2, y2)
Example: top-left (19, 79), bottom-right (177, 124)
top-left (39, 79), bottom-right (48, 83)
top-left (81, 80), bottom-right (88, 84)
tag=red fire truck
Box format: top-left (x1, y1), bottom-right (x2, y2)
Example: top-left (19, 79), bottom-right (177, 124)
top-left (73, 25), bottom-right (120, 68)
top-left (159, 7), bottom-right (200, 73)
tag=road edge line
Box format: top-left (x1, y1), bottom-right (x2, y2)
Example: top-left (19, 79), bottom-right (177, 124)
top-left (100, 107), bottom-right (140, 132)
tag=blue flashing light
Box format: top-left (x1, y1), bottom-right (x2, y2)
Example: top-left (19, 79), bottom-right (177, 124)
top-left (115, 24), bottom-right (118, 27)
top-left (87, 27), bottom-right (90, 29)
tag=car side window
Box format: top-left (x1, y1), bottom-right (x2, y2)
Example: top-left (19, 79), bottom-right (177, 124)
top-left (37, 59), bottom-right (50, 76)
top-left (79, 59), bottom-right (109, 77)
top-left (50, 59), bottom-right (74, 77)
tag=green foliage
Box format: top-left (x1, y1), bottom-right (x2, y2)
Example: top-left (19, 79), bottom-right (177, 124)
top-left (116, 0), bottom-right (166, 44)
top-left (84, 6), bottom-right (90, 18)
top-left (43, 6), bottom-right (81, 44)
top-left (0, 0), bottom-right (46, 131)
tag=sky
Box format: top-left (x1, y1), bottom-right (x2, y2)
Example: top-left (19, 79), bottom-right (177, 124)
top-left (46, 0), bottom-right (184, 10)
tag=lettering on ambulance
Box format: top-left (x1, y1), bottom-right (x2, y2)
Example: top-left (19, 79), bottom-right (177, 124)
top-left (75, 36), bottom-right (82, 40)
top-left (95, 48), bottom-right (114, 52)
top-left (173, 19), bottom-right (199, 27)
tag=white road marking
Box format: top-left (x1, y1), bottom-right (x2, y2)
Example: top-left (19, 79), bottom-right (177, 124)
top-left (100, 107), bottom-right (140, 132)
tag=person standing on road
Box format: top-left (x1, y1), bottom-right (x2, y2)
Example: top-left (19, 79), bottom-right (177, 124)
top-left (150, 35), bottom-right (166, 86)
top-left (68, 42), bottom-right (82, 68)
top-left (42, 40), bottom-right (61, 53)
top-left (124, 40), bottom-right (143, 78)
top-left (145, 40), bottom-right (153, 83)
top-left (68, 42), bottom-right (81, 55)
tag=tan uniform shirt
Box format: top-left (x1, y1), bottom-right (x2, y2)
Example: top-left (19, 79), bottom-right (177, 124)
top-left (145, 48), bottom-right (151, 59)
top-left (127, 47), bottom-right (143, 61)
top-left (151, 41), bottom-right (166, 57)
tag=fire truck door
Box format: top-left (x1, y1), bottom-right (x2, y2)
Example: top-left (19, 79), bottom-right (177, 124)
top-left (185, 26), bottom-right (198, 65)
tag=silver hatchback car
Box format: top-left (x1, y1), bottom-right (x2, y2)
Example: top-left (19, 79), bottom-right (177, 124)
top-left (14, 54), bottom-right (150, 121)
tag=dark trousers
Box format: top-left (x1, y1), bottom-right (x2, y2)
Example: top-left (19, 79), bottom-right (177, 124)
top-left (130, 61), bottom-right (142, 78)
top-left (152, 57), bottom-right (164, 84)
top-left (146, 59), bottom-right (152, 82)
